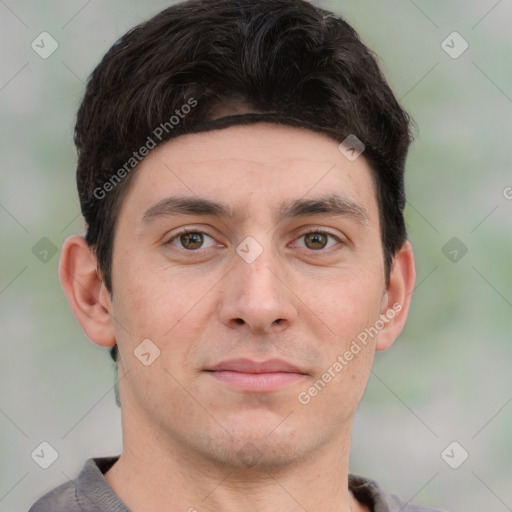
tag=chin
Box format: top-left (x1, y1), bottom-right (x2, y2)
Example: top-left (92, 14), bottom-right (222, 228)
top-left (195, 415), bottom-right (320, 470)
top-left (210, 437), bottom-right (306, 470)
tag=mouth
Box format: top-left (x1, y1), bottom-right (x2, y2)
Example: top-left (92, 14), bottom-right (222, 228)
top-left (204, 358), bottom-right (308, 392)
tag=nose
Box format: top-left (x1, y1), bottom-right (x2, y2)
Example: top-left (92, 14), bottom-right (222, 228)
top-left (218, 243), bottom-right (298, 335)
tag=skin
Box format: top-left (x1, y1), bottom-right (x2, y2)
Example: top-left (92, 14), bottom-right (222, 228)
top-left (60, 123), bottom-right (415, 512)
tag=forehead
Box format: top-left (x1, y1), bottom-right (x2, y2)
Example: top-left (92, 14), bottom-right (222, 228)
top-left (120, 123), bottom-right (379, 223)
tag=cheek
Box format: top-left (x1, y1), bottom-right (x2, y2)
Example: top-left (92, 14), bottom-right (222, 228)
top-left (309, 270), bottom-right (383, 336)
top-left (112, 249), bottom-right (181, 325)
top-left (110, 257), bottom-right (213, 372)
top-left (304, 271), bottom-right (382, 399)
top-left (308, 289), bottom-right (379, 411)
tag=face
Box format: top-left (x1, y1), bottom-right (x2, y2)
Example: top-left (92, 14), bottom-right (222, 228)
top-left (109, 123), bottom-right (390, 468)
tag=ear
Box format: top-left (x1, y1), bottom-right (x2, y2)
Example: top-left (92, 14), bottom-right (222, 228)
top-left (59, 235), bottom-right (116, 348)
top-left (375, 240), bottom-right (416, 352)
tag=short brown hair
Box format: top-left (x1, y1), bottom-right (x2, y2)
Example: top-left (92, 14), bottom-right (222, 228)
top-left (75, 0), bottom-right (413, 294)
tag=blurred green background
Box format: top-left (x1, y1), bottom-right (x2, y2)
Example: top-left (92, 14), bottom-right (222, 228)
top-left (0, 1), bottom-right (510, 511)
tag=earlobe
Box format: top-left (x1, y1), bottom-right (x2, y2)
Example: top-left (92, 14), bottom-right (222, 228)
top-left (375, 240), bottom-right (416, 352)
top-left (59, 236), bottom-right (116, 348)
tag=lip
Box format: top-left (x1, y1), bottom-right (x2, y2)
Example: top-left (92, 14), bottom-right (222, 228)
top-left (205, 358), bottom-right (307, 392)
top-left (209, 358), bottom-right (304, 373)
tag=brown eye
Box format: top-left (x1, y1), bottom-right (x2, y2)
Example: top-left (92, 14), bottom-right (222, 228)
top-left (180, 232), bottom-right (204, 250)
top-left (304, 232), bottom-right (329, 250)
top-left (167, 229), bottom-right (217, 252)
top-left (295, 230), bottom-right (341, 251)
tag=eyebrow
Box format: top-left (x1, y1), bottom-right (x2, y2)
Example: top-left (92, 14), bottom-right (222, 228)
top-left (277, 194), bottom-right (368, 225)
top-left (141, 193), bottom-right (369, 225)
top-left (142, 196), bottom-right (243, 224)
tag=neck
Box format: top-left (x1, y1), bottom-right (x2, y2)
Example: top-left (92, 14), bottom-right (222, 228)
top-left (105, 416), bottom-right (365, 512)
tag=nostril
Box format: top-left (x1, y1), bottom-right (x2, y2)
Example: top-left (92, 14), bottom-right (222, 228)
top-left (235, 318), bottom-right (245, 325)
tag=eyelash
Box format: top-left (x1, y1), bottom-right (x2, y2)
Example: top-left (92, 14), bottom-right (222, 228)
top-left (166, 228), bottom-right (343, 252)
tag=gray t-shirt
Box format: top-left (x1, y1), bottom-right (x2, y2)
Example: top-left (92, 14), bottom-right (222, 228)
top-left (28, 457), bottom-right (447, 512)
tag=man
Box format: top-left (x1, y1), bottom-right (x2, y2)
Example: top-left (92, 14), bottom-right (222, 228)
top-left (29, 0), bottom-right (447, 510)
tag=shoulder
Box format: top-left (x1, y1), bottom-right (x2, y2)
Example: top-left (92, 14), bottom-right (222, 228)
top-left (349, 474), bottom-right (449, 512)
top-left (28, 457), bottom-right (124, 512)
top-left (28, 480), bottom-right (80, 512)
